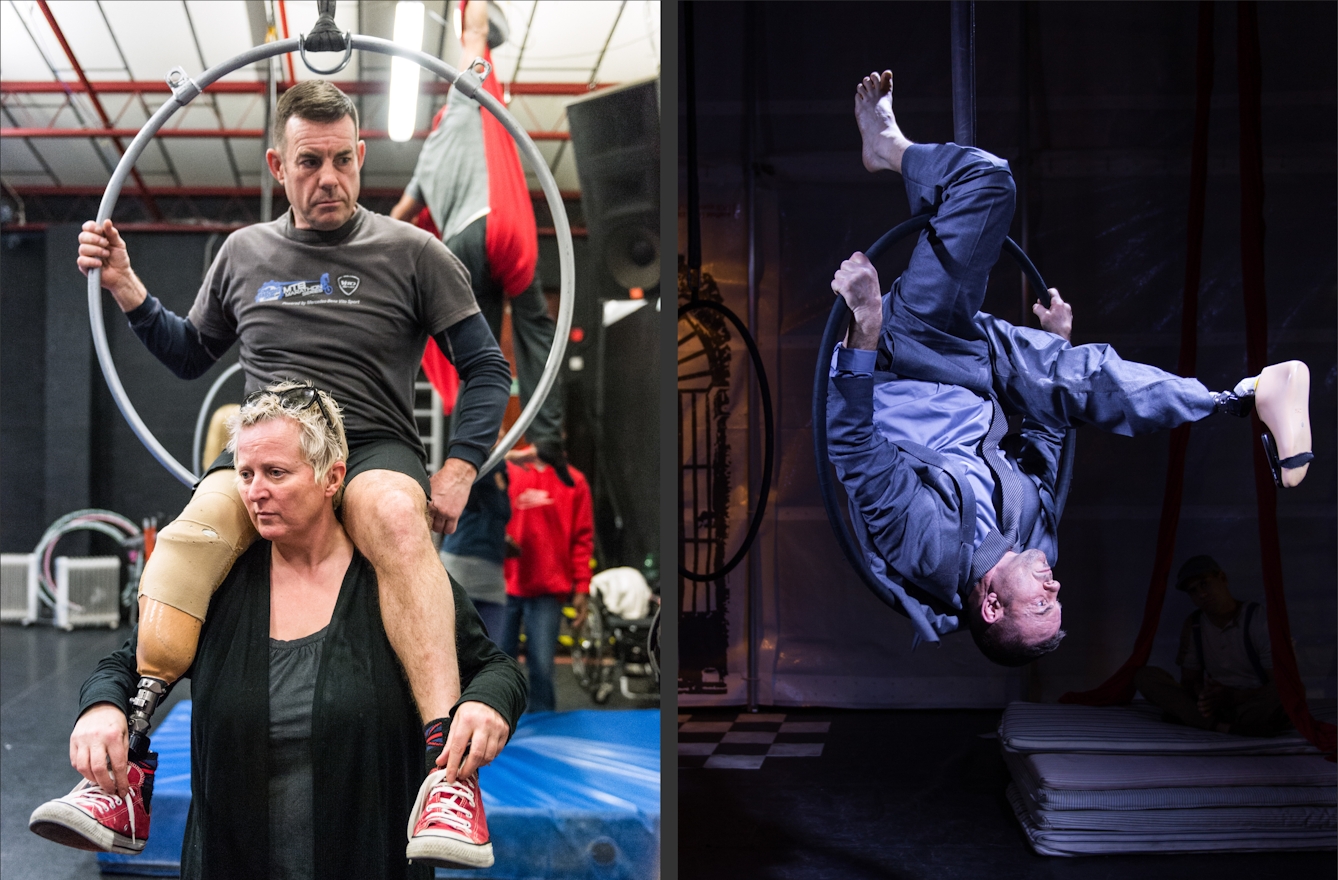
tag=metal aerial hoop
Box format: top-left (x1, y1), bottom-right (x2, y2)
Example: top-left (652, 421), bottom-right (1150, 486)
top-left (88, 16), bottom-right (574, 487)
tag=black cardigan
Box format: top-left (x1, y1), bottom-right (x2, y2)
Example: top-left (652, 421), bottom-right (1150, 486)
top-left (79, 542), bottom-right (527, 880)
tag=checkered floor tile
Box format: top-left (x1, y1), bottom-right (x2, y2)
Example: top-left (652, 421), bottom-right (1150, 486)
top-left (677, 713), bottom-right (832, 769)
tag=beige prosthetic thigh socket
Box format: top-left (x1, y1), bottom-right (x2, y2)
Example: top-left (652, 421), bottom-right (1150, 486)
top-left (202, 404), bottom-right (239, 472)
top-left (136, 468), bottom-right (258, 682)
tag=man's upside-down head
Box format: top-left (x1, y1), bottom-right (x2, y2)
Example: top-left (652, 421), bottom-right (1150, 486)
top-left (966, 548), bottom-right (1066, 666)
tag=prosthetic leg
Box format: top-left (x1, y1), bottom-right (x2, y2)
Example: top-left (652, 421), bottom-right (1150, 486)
top-left (1213, 361), bottom-right (1313, 488)
top-left (1254, 361), bottom-right (1312, 488)
top-left (31, 469), bottom-right (256, 854)
top-left (128, 469), bottom-right (258, 758)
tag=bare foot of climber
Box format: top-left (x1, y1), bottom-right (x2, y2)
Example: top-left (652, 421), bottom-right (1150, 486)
top-left (1254, 361), bottom-right (1312, 487)
top-left (855, 70), bottom-right (913, 174)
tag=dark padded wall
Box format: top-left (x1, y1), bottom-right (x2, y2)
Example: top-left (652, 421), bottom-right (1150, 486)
top-left (42, 224), bottom-right (92, 535)
top-left (1, 228), bottom-right (234, 553)
top-left (1, 232), bottom-right (49, 551)
top-left (90, 231), bottom-right (236, 524)
top-left (681, 1), bottom-right (1335, 705)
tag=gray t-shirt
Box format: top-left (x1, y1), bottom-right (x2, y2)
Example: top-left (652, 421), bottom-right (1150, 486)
top-left (406, 86), bottom-right (491, 242)
top-left (268, 625), bottom-right (327, 880)
top-left (187, 206), bottom-right (478, 456)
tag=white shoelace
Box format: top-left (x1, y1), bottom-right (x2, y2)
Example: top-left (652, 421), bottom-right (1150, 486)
top-left (63, 778), bottom-right (138, 845)
top-left (420, 772), bottom-right (476, 836)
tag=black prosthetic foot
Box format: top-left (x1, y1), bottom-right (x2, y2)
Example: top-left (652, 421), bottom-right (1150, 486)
top-left (1262, 433), bottom-right (1316, 489)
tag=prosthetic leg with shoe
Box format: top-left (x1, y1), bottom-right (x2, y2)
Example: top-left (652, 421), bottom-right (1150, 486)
top-left (30, 468), bottom-right (257, 855)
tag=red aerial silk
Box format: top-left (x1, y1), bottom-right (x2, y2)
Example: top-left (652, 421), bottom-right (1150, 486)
top-left (418, 2), bottom-right (536, 412)
top-left (1059, 2), bottom-right (1334, 759)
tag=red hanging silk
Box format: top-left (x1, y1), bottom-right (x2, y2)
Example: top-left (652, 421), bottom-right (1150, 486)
top-left (1234, 1), bottom-right (1334, 757)
top-left (1059, 2), bottom-right (1214, 707)
top-left (1061, 3), bottom-right (1334, 759)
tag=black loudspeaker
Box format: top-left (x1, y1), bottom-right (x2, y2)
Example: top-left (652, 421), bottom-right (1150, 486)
top-left (593, 298), bottom-right (659, 574)
top-left (565, 77), bottom-right (661, 293)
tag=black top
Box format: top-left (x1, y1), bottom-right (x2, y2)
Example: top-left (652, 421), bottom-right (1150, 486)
top-left (269, 626), bottom-right (327, 880)
top-left (78, 542), bottom-right (527, 880)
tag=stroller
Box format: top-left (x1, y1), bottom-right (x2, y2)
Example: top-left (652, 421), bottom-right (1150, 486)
top-left (571, 567), bottom-right (660, 704)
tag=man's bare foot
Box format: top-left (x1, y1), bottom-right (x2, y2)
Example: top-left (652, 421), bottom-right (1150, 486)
top-left (1254, 360), bottom-right (1312, 487)
top-left (855, 70), bottom-right (912, 174)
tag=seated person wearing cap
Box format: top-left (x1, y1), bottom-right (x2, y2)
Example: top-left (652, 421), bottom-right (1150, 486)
top-left (30, 383), bottom-right (525, 876)
top-left (1133, 555), bottom-right (1289, 737)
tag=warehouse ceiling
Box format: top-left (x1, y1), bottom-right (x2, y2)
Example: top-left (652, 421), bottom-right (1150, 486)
top-left (0, 0), bottom-right (661, 223)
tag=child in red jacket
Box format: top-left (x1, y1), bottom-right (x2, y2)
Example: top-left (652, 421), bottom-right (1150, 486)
top-left (501, 447), bottom-right (594, 712)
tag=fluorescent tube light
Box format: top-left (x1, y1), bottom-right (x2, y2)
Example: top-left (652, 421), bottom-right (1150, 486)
top-left (388, 1), bottom-right (426, 143)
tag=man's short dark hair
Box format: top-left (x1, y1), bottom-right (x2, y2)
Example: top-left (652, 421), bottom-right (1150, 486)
top-left (966, 611), bottom-right (1066, 667)
top-left (273, 80), bottom-right (359, 150)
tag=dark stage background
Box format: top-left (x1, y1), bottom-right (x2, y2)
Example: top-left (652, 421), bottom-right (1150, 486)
top-left (678, 1), bottom-right (1336, 707)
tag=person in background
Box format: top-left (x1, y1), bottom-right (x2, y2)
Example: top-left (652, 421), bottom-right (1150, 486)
top-left (502, 446), bottom-right (594, 713)
top-left (391, 0), bottom-right (571, 485)
top-left (440, 460), bottom-right (510, 639)
top-left (1134, 555), bottom-right (1289, 736)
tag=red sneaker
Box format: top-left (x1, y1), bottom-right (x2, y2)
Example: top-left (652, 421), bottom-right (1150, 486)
top-left (405, 769), bottom-right (494, 868)
top-left (29, 756), bottom-right (155, 854)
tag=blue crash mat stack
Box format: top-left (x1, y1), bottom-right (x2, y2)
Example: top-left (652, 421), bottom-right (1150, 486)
top-left (99, 703), bottom-right (660, 879)
top-left (998, 700), bottom-right (1337, 856)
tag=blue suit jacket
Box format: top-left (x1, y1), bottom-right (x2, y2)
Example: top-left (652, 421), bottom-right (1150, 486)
top-left (826, 351), bottom-right (1065, 645)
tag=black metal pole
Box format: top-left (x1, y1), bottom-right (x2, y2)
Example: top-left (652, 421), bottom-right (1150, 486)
top-left (1018, 1), bottom-right (1031, 324)
top-left (684, 1), bottom-right (700, 289)
top-left (950, 1), bottom-right (976, 147)
top-left (744, 2), bottom-right (760, 714)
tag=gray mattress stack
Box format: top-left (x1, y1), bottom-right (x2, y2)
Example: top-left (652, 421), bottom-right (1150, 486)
top-left (998, 700), bottom-right (1338, 856)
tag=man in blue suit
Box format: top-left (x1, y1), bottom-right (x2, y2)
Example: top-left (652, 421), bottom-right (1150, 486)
top-left (827, 71), bottom-right (1313, 666)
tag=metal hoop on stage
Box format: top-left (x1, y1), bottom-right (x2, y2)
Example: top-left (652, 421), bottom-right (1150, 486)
top-left (677, 298), bottom-right (775, 583)
top-left (89, 35), bottom-right (574, 487)
top-left (812, 214), bottom-right (1075, 613)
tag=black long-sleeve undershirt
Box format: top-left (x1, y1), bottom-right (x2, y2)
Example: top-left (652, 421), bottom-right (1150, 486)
top-left (124, 295), bottom-right (233, 380)
top-left (123, 295), bottom-right (511, 471)
top-left (434, 313), bottom-right (512, 469)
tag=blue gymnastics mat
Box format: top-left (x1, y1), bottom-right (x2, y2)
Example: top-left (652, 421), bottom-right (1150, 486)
top-left (99, 703), bottom-right (660, 879)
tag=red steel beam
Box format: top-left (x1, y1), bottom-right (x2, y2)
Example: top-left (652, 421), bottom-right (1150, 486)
top-left (34, 0), bottom-right (162, 220)
top-left (2, 127), bottom-right (570, 140)
top-left (10, 185), bottom-right (583, 201)
top-left (1, 80), bottom-right (613, 96)
top-left (4, 221), bottom-right (249, 234)
top-left (277, 0), bottom-right (297, 86)
top-left (2, 221), bottom-right (587, 236)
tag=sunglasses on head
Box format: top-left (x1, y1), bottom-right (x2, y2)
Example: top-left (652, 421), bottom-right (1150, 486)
top-left (245, 383), bottom-right (334, 431)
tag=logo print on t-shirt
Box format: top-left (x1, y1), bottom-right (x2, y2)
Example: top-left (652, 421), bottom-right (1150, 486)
top-left (514, 488), bottom-right (554, 510)
top-left (337, 275), bottom-right (361, 296)
top-left (254, 273), bottom-right (334, 302)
